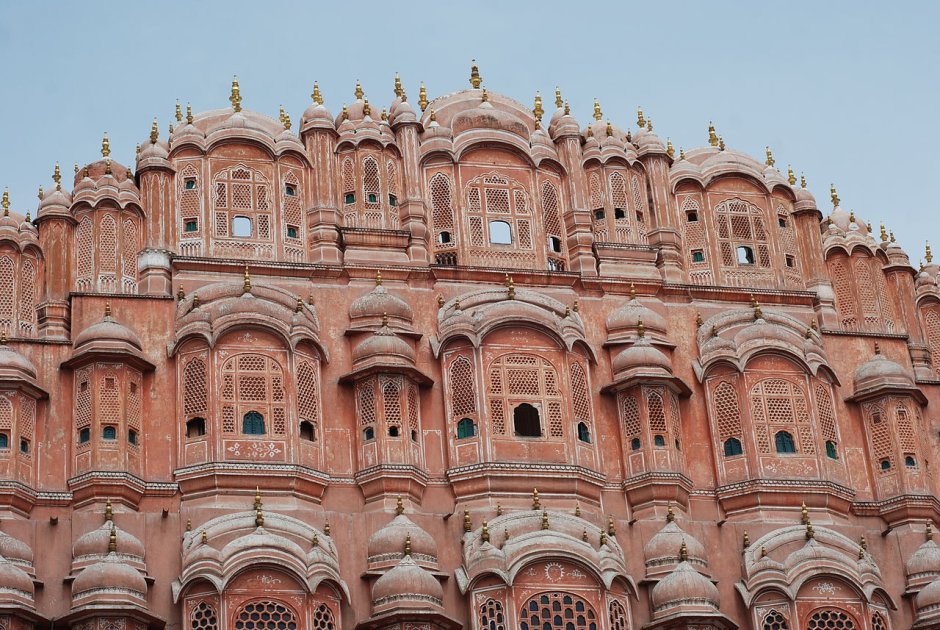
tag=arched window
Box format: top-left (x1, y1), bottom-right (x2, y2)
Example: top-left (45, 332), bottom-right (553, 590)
top-left (465, 172), bottom-right (536, 268)
top-left (233, 601), bottom-right (297, 630)
top-left (186, 417), bottom-right (206, 438)
top-left (311, 603), bottom-right (336, 630)
top-left (906, 455), bottom-right (917, 468)
top-left (190, 600), bottom-right (218, 630)
top-left (299, 420), bottom-right (316, 441)
top-left (78, 428), bottom-right (90, 444)
top-left (103, 425), bottom-right (117, 440)
top-left (807, 609), bottom-right (856, 630)
top-left (775, 431), bottom-right (796, 454)
top-left (213, 166), bottom-right (271, 245)
top-left (826, 440), bottom-right (838, 459)
top-left (363, 427), bottom-right (375, 441)
top-left (577, 422), bottom-right (591, 443)
top-left (220, 354), bottom-right (287, 436)
top-left (880, 458), bottom-right (891, 471)
top-left (737, 245), bottom-right (755, 264)
top-left (242, 411), bottom-right (265, 435)
top-left (750, 378), bottom-right (812, 454)
top-left (487, 353), bottom-right (562, 437)
top-left (489, 220), bottom-right (512, 244)
top-left (608, 600), bottom-right (629, 630)
top-left (713, 381), bottom-right (743, 448)
top-left (924, 307), bottom-right (940, 379)
top-left (232, 216), bottom-right (252, 237)
top-left (457, 418), bottom-right (476, 439)
top-left (761, 609), bottom-right (789, 630)
top-left (479, 598), bottom-right (506, 630)
top-left (871, 612), bottom-right (888, 630)
top-left (654, 434), bottom-right (666, 447)
top-left (519, 592), bottom-right (597, 630)
top-left (723, 437), bottom-right (743, 457)
top-left (514, 403), bottom-right (541, 437)
top-left (631, 437), bottom-right (641, 451)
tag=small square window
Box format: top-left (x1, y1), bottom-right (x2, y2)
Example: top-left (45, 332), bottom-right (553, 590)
top-left (548, 236), bottom-right (562, 253)
top-left (686, 211), bottom-right (699, 222)
top-left (129, 382), bottom-right (137, 394)
top-left (389, 194), bottom-right (397, 207)
top-left (80, 381), bottom-right (88, 392)
top-left (287, 225), bottom-right (299, 239)
top-left (19, 439), bottom-right (28, 454)
top-left (344, 193), bottom-right (355, 204)
top-left (614, 208), bottom-right (626, 220)
top-left (636, 211), bottom-right (644, 222)
top-left (184, 219), bottom-right (198, 233)
top-left (594, 209), bottom-right (605, 221)
top-left (367, 193), bottom-right (378, 204)
top-left (778, 217), bottom-right (787, 228)
top-left (785, 255), bottom-right (796, 268)
top-left (103, 426), bottom-right (117, 440)
top-left (692, 250), bottom-right (705, 263)
top-left (232, 216), bottom-right (252, 237)
top-left (79, 428), bottom-right (90, 444)
top-left (285, 184), bottom-right (297, 196)
top-left (104, 377), bottom-right (116, 389)
top-left (184, 178), bottom-right (197, 190)
top-left (128, 429), bottom-right (138, 445)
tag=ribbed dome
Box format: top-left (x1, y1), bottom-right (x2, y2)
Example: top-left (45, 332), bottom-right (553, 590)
top-left (0, 559), bottom-right (34, 596)
top-left (73, 522), bottom-right (145, 561)
top-left (644, 520), bottom-right (707, 572)
top-left (389, 97), bottom-right (417, 125)
top-left (607, 297), bottom-right (668, 338)
top-left (371, 554), bottom-right (443, 611)
top-left (829, 207), bottom-right (869, 235)
top-left (73, 313), bottom-right (143, 351)
top-left (367, 514), bottom-right (437, 565)
top-left (612, 337), bottom-right (672, 375)
top-left (0, 531), bottom-right (33, 566)
top-left (71, 554), bottom-right (147, 601)
top-left (907, 540), bottom-right (940, 579)
top-left (0, 344), bottom-right (38, 380)
top-left (349, 284), bottom-right (413, 324)
top-left (650, 560), bottom-right (719, 612)
top-left (917, 577), bottom-right (940, 614)
top-left (853, 352), bottom-right (915, 394)
top-left (352, 327), bottom-right (416, 366)
top-left (451, 101), bottom-right (528, 139)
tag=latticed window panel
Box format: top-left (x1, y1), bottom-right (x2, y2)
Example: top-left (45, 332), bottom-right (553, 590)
top-left (829, 258), bottom-right (857, 329)
top-left (761, 609), bottom-right (789, 630)
top-left (122, 218), bottom-right (139, 288)
top-left (490, 398), bottom-right (506, 435)
top-left (296, 360), bottom-right (320, 433)
top-left (126, 371), bottom-right (141, 431)
top-left (608, 600), bottom-right (629, 630)
top-left (183, 358), bottom-right (208, 417)
top-left (854, 257), bottom-right (882, 330)
top-left (449, 356), bottom-right (477, 416)
top-left (669, 393), bottom-right (682, 445)
top-left (712, 381), bottom-right (743, 439)
top-left (429, 172), bottom-right (456, 248)
top-left (407, 385), bottom-right (419, 431)
top-left (20, 396), bottom-right (34, 442)
top-left (382, 379), bottom-right (403, 429)
top-left (875, 270), bottom-right (897, 330)
top-left (386, 160), bottom-right (399, 197)
top-left (866, 405), bottom-right (895, 467)
top-left (589, 172), bottom-right (604, 210)
top-left (569, 363), bottom-right (592, 424)
top-left (190, 601), bottom-right (218, 630)
top-left (76, 217), bottom-right (94, 287)
top-left (896, 403), bottom-right (917, 452)
top-left (519, 592), bottom-right (598, 630)
top-left (0, 396), bottom-right (12, 431)
top-left (541, 182), bottom-right (563, 237)
top-left (609, 172), bottom-right (627, 209)
top-left (620, 394), bottom-right (640, 441)
top-left (925, 308), bottom-right (940, 379)
top-left (220, 354), bottom-right (286, 435)
top-left (342, 158), bottom-right (355, 195)
top-left (211, 166), bottom-right (273, 257)
top-left (814, 383), bottom-right (838, 442)
top-left (99, 370), bottom-right (122, 430)
top-left (647, 390), bottom-right (667, 433)
top-left (479, 598), bottom-right (506, 630)
top-left (487, 353), bottom-right (564, 438)
top-left (99, 215), bottom-right (117, 273)
top-left (357, 378), bottom-right (377, 426)
top-left (806, 609), bottom-right (856, 630)
top-left (0, 257), bottom-right (14, 333)
top-left (233, 601), bottom-right (297, 630)
top-left (362, 157), bottom-right (381, 204)
top-left (75, 368), bottom-right (92, 430)
top-left (750, 378), bottom-right (814, 454)
top-left (311, 603), bottom-right (335, 630)
top-left (19, 257), bottom-right (36, 335)
top-left (464, 171), bottom-right (537, 268)
top-left (871, 612), bottom-right (888, 630)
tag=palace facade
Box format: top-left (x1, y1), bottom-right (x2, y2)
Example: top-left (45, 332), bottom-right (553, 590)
top-left (0, 65), bottom-right (939, 630)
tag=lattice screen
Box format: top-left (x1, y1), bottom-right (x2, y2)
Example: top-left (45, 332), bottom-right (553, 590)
top-left (220, 353), bottom-right (287, 435)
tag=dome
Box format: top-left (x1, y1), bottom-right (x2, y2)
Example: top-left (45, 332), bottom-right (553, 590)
top-left (917, 576), bottom-right (940, 614)
top-left (829, 207), bottom-right (869, 235)
top-left (852, 351), bottom-right (916, 397)
top-left (451, 101), bottom-right (529, 140)
top-left (371, 554), bottom-right (443, 611)
top-left (0, 559), bottom-right (34, 597)
top-left (612, 337), bottom-right (672, 375)
top-left (71, 554), bottom-right (147, 602)
top-left (650, 560), bottom-right (720, 613)
top-left (907, 539), bottom-right (940, 580)
top-left (72, 522), bottom-right (145, 561)
top-left (0, 343), bottom-right (38, 381)
top-left (367, 514), bottom-right (437, 566)
top-left (349, 283), bottom-right (414, 325)
top-left (606, 295), bottom-right (668, 339)
top-left (633, 127), bottom-right (666, 153)
top-left (72, 310), bottom-right (143, 352)
top-left (0, 531), bottom-right (33, 566)
top-left (644, 520), bottom-right (707, 576)
top-left (389, 96), bottom-right (417, 126)
top-left (352, 327), bottom-right (416, 367)
top-left (38, 186), bottom-right (72, 218)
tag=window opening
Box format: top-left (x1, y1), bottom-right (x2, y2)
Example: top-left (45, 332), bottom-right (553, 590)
top-left (906, 454), bottom-right (917, 467)
top-left (785, 255), bottom-right (796, 268)
top-left (439, 231), bottom-right (452, 244)
top-left (457, 418), bottom-right (476, 439)
top-left (363, 427), bottom-right (374, 441)
top-left (774, 430), bottom-right (796, 453)
top-left (577, 422), bottom-right (591, 443)
top-left (286, 225), bottom-right (298, 239)
top-left (388, 426), bottom-right (400, 438)
top-left (737, 245), bottom-right (755, 264)
top-left (826, 440), bottom-right (838, 459)
top-left (692, 249), bottom-right (705, 263)
top-left (686, 211), bottom-right (699, 222)
top-left (19, 439), bottom-right (28, 454)
top-left (724, 437), bottom-right (743, 457)
top-left (880, 458), bottom-right (891, 471)
top-left (631, 437), bottom-right (641, 451)
top-left (184, 219), bottom-right (198, 233)
top-left (778, 217), bottom-right (787, 228)
top-left (184, 178), bottom-right (197, 190)
top-left (614, 208), bottom-right (626, 219)
top-left (186, 417), bottom-right (206, 438)
top-left (103, 426), bottom-right (117, 440)
top-left (344, 193), bottom-right (355, 204)
top-left (128, 429), bottom-right (138, 445)
top-left (232, 216), bottom-right (252, 237)
top-left (489, 220), bottom-right (512, 245)
top-left (548, 236), bottom-right (562, 253)
top-left (242, 410), bottom-right (266, 435)
top-left (389, 194), bottom-right (397, 206)
top-left (79, 428), bottom-right (90, 444)
top-left (285, 184), bottom-right (296, 196)
top-left (594, 209), bottom-right (605, 220)
top-left (513, 403), bottom-right (541, 437)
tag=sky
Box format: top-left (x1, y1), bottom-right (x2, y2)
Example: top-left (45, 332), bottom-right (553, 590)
top-left (0, 1), bottom-right (937, 261)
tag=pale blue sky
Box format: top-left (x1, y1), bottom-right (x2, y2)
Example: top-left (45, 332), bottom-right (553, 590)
top-left (1, 1), bottom-right (937, 260)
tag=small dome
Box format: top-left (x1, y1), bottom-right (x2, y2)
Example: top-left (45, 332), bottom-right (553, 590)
top-left (371, 554), bottom-right (443, 611)
top-left (352, 327), bottom-right (416, 367)
top-left (73, 522), bottom-right (145, 561)
top-left (452, 101), bottom-right (528, 140)
top-left (0, 559), bottom-right (34, 597)
top-left (853, 351), bottom-right (915, 395)
top-left (38, 187), bottom-right (72, 218)
top-left (389, 97), bottom-right (417, 126)
top-left (907, 540), bottom-right (940, 580)
top-left (0, 343), bottom-right (38, 381)
top-left (0, 531), bottom-right (33, 566)
top-left (302, 103), bottom-right (335, 131)
top-left (349, 284), bottom-right (413, 325)
top-left (367, 514), bottom-right (437, 566)
top-left (829, 207), bottom-right (870, 235)
top-left (633, 128), bottom-right (666, 153)
top-left (73, 310), bottom-right (143, 352)
top-left (644, 520), bottom-right (707, 575)
top-left (71, 554), bottom-right (147, 602)
top-left (607, 296), bottom-right (668, 338)
top-left (612, 337), bottom-right (672, 375)
top-left (917, 576), bottom-right (940, 614)
top-left (548, 108), bottom-right (579, 140)
top-left (650, 560), bottom-right (719, 613)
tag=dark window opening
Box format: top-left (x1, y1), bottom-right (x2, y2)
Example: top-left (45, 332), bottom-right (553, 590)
top-left (872, 412), bottom-right (882, 424)
top-left (411, 429), bottom-right (418, 442)
top-left (105, 377), bottom-right (116, 389)
top-left (513, 403), bottom-right (541, 437)
top-left (129, 382), bottom-right (137, 394)
top-left (785, 255), bottom-right (796, 268)
top-left (636, 211), bottom-right (644, 222)
top-left (363, 427), bottom-right (375, 441)
top-left (19, 439), bottom-right (28, 454)
top-left (906, 455), bottom-right (917, 468)
top-left (577, 422), bottom-right (591, 443)
top-left (594, 209), bottom-right (605, 220)
top-left (457, 418), bottom-right (476, 439)
top-left (184, 219), bottom-right (198, 233)
top-left (287, 225), bottom-right (299, 239)
top-left (675, 439), bottom-right (681, 450)
top-left (186, 417), bottom-right (206, 438)
top-left (344, 192), bottom-right (355, 204)
top-left (723, 437), bottom-right (743, 457)
top-left (0, 432), bottom-right (8, 449)
top-left (367, 193), bottom-right (378, 204)
top-left (438, 231), bottom-right (452, 244)
top-left (778, 217), bottom-right (787, 228)
top-left (826, 440), bottom-right (838, 459)
top-left (80, 381), bottom-right (89, 392)
top-left (686, 211), bottom-right (699, 222)
top-left (128, 429), bottom-right (138, 445)
top-left (300, 420), bottom-right (316, 441)
top-left (103, 426), bottom-right (117, 440)
top-left (242, 411), bottom-right (265, 435)
top-left (654, 434), bottom-right (666, 447)
top-left (389, 194), bottom-right (397, 206)
top-left (184, 178), bottom-right (197, 190)
top-left (614, 208), bottom-right (626, 220)
top-left (630, 437), bottom-right (641, 451)
top-left (489, 220), bottom-right (512, 245)
top-left (692, 250), bottom-right (705, 263)
top-left (79, 428), bottom-right (90, 444)
top-left (774, 431), bottom-right (796, 454)
top-left (285, 184), bottom-right (297, 196)
top-left (232, 216), bottom-right (252, 237)
top-left (388, 426), bottom-right (400, 438)
top-left (548, 236), bottom-right (562, 253)
top-left (736, 245), bottom-right (755, 265)
top-left (880, 458), bottom-right (891, 471)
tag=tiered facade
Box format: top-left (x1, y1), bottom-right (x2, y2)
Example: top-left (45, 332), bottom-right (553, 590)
top-left (0, 66), bottom-right (939, 629)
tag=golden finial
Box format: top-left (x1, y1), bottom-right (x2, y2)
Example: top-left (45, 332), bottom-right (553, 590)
top-left (229, 76), bottom-right (242, 112)
top-left (503, 527), bottom-right (510, 541)
top-left (375, 270), bottom-right (383, 286)
top-left (293, 297), bottom-right (303, 314)
top-left (532, 488), bottom-right (540, 510)
top-left (192, 294), bottom-right (200, 309)
top-left (395, 495), bottom-right (404, 515)
top-left (753, 300), bottom-right (763, 321)
top-left (400, 88), bottom-right (407, 103)
top-left (105, 159), bottom-right (112, 175)
top-left (254, 486), bottom-right (262, 508)
top-left (177, 286), bottom-right (185, 301)
top-left (860, 535), bottom-right (867, 551)
top-left (800, 173), bottom-right (807, 188)
top-left (787, 165), bottom-right (796, 185)
top-left (418, 82), bottom-right (428, 112)
top-left (0, 332), bottom-right (6, 345)
top-left (105, 498), bottom-right (113, 521)
top-left (533, 92), bottom-right (544, 122)
top-left (437, 295), bottom-right (445, 309)
top-left (582, 529), bottom-right (588, 542)
top-left (150, 118), bottom-right (159, 144)
top-left (284, 112), bottom-right (292, 130)
top-left (926, 241), bottom-right (933, 264)
top-left (481, 88), bottom-right (489, 103)
top-left (679, 146), bottom-right (686, 160)
top-left (175, 100), bottom-right (183, 123)
top-left (541, 510), bottom-right (549, 530)
top-left (311, 81), bottom-right (323, 105)
top-left (564, 305), bottom-right (570, 318)
top-left (743, 530), bottom-right (750, 547)
top-left (403, 533), bottom-right (412, 555)
top-left (718, 136), bottom-right (726, 151)
top-left (104, 302), bottom-right (112, 318)
top-left (637, 106), bottom-right (645, 128)
top-left (380, 108), bottom-right (387, 122)
top-left (874, 341), bottom-right (881, 355)
top-left (53, 162), bottom-right (62, 190)
top-left (168, 122), bottom-right (174, 135)
top-left (201, 529), bottom-right (208, 544)
top-left (463, 509), bottom-right (472, 532)
top-left (108, 524), bottom-right (117, 553)
top-left (363, 99), bottom-right (371, 118)
top-left (126, 168), bottom-right (133, 180)
top-left (24, 211), bottom-right (30, 222)
top-left (279, 105), bottom-right (286, 124)
top-left (381, 312), bottom-right (389, 328)
top-left (312, 532), bottom-right (319, 547)
top-left (928, 521), bottom-right (934, 541)
top-left (454, 297), bottom-right (460, 310)
top-left (647, 119), bottom-right (652, 132)
top-left (708, 121), bottom-right (718, 147)
top-left (806, 522), bottom-right (815, 540)
top-left (394, 73), bottom-right (402, 98)
top-left (890, 231), bottom-right (896, 243)
top-left (186, 103), bottom-right (193, 125)
top-left (308, 295), bottom-right (315, 306)
top-left (710, 325), bottom-right (718, 338)
top-left (572, 300), bottom-right (579, 313)
top-left (354, 80), bottom-right (364, 100)
top-left (679, 540), bottom-right (688, 562)
top-left (880, 223), bottom-right (888, 242)
top-left (765, 146), bottom-right (775, 167)
top-left (481, 520), bottom-right (490, 542)
top-left (0, 191), bottom-right (7, 216)
top-left (849, 210), bottom-right (856, 223)
top-left (554, 86), bottom-right (563, 109)
top-left (606, 120), bottom-right (613, 137)
top-left (505, 274), bottom-right (515, 300)
top-left (101, 132), bottom-right (111, 158)
top-left (186, 519), bottom-right (192, 532)
top-left (586, 126), bottom-right (593, 139)
top-left (593, 98), bottom-right (602, 121)
top-left (607, 516), bottom-right (615, 536)
top-left (629, 282), bottom-right (637, 300)
top-left (830, 183), bottom-right (840, 207)
top-left (564, 100), bottom-right (570, 116)
top-left (637, 318), bottom-right (646, 338)
top-left (811, 318), bottom-right (819, 331)
top-left (761, 545), bottom-right (767, 557)
top-left (243, 264), bottom-right (251, 294)
top-left (469, 60), bottom-right (482, 89)
top-left (800, 501), bottom-right (809, 524)
top-left (74, 163), bottom-right (79, 175)
top-left (340, 104), bottom-right (349, 121)
top-left (805, 327), bottom-right (812, 339)
top-left (575, 502), bottom-right (581, 518)
top-left (696, 312), bottom-right (704, 328)
top-left (600, 528), bottom-right (608, 546)
top-left (666, 505), bottom-right (675, 522)
top-left (858, 543), bottom-right (865, 560)
top-left (324, 521), bottom-right (331, 537)
top-left (496, 504), bottom-right (502, 516)
top-left (429, 110), bottom-right (437, 122)
top-left (666, 138), bottom-right (674, 158)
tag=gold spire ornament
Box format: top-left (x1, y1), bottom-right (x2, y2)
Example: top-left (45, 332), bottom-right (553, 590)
top-left (880, 223), bottom-right (888, 242)
top-left (666, 505), bottom-right (675, 522)
top-left (532, 488), bottom-right (540, 510)
top-left (109, 524), bottom-right (117, 553)
top-left (637, 106), bottom-right (645, 128)
top-left (404, 533), bottom-right (412, 555)
top-left (708, 121), bottom-right (718, 147)
top-left (354, 80), bottom-right (364, 100)
top-left (555, 86), bottom-right (563, 109)
top-left (418, 83), bottom-right (428, 112)
top-left (928, 521), bottom-right (934, 541)
top-left (926, 241), bottom-right (933, 264)
top-left (830, 184), bottom-right (840, 207)
top-left (505, 274), bottom-right (515, 300)
top-left (800, 501), bottom-right (809, 525)
top-left (606, 121), bottom-right (613, 137)
top-left (666, 139), bottom-right (674, 158)
top-left (481, 88), bottom-right (489, 103)
top-left (463, 509), bottom-right (471, 532)
top-left (150, 118), bottom-right (159, 144)
top-left (743, 530), bottom-right (750, 548)
top-left (186, 103), bottom-right (193, 125)
top-left (341, 105), bottom-right (349, 121)
top-left (53, 162), bottom-right (62, 190)
top-left (679, 540), bottom-right (688, 562)
top-left (718, 136), bottom-right (726, 151)
top-left (600, 528), bottom-right (608, 546)
top-left (607, 516), bottom-right (615, 536)
top-left (541, 510), bottom-right (549, 530)
top-left (787, 165), bottom-right (796, 185)
top-left (395, 495), bottom-right (404, 515)
top-left (800, 173), bottom-right (807, 188)
top-left (575, 502), bottom-right (581, 517)
top-left (679, 147), bottom-right (686, 160)
top-left (647, 119), bottom-right (652, 132)
top-left (324, 521), bottom-right (331, 536)
top-left (312, 81), bottom-right (323, 105)
top-left (254, 486), bottom-right (264, 527)
top-left (394, 73), bottom-right (402, 98)
top-left (765, 146), bottom-right (775, 167)
top-left (363, 99), bottom-right (371, 118)
top-left (469, 60), bottom-right (482, 89)
top-left (1, 191), bottom-right (8, 215)
top-left (533, 92), bottom-right (544, 122)
top-left (105, 498), bottom-right (113, 521)
top-left (104, 302), bottom-right (112, 318)
top-left (481, 520), bottom-right (490, 542)
top-left (283, 112), bottom-right (292, 131)
top-left (229, 76), bottom-right (242, 112)
top-left (101, 132), bottom-right (111, 158)
top-left (201, 529), bottom-right (208, 544)
top-left (496, 504), bottom-right (502, 516)
top-left (279, 106), bottom-right (286, 124)
top-left (593, 98), bottom-right (602, 121)
top-left (243, 264), bottom-right (251, 294)
top-left (175, 100), bottom-right (183, 123)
